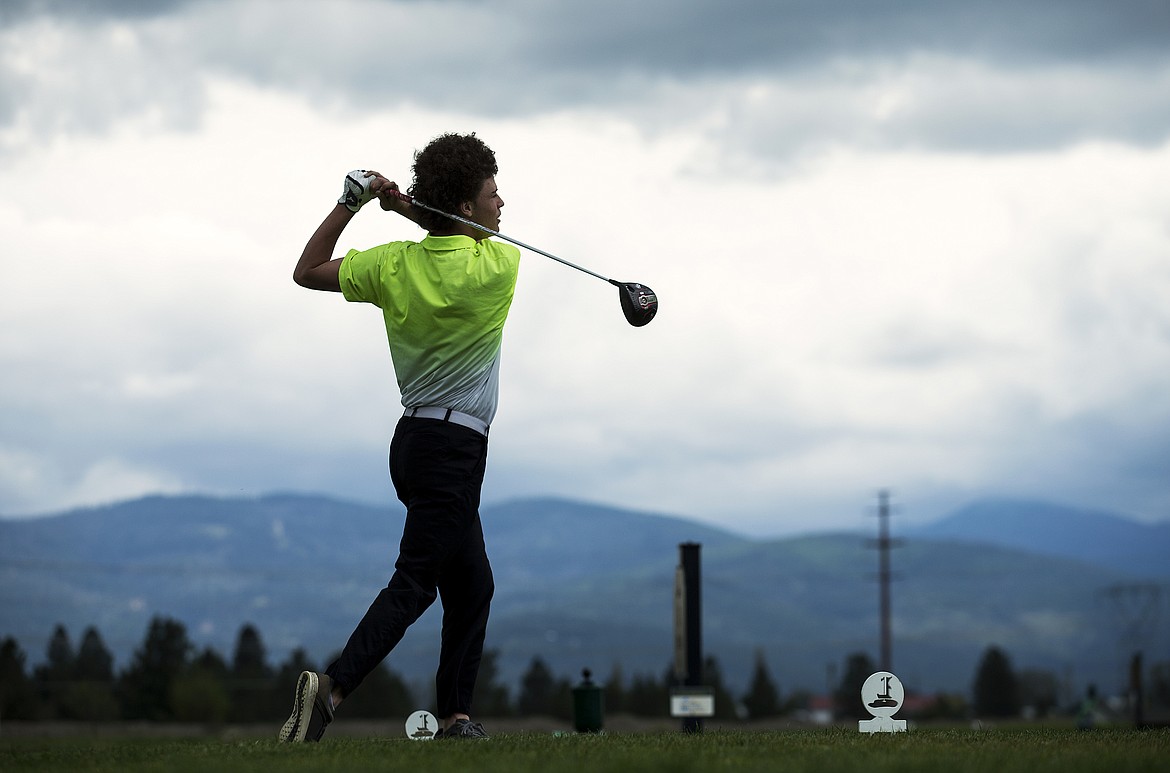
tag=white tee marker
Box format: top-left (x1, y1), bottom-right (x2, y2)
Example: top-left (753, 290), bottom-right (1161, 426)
top-left (405, 710), bottom-right (438, 740)
top-left (859, 671), bottom-right (908, 733)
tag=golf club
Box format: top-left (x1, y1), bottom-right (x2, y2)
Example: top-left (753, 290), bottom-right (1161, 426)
top-left (389, 192), bottom-right (658, 327)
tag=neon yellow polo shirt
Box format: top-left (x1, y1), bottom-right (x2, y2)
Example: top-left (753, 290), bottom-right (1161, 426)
top-left (339, 234), bottom-right (520, 425)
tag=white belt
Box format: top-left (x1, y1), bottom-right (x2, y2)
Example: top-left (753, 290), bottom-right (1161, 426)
top-left (404, 406), bottom-right (489, 437)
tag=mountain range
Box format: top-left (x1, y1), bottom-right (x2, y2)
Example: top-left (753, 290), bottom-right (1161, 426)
top-left (1, 494), bottom-right (1167, 701)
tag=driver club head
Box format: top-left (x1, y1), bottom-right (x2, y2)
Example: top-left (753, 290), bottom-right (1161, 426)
top-left (615, 282), bottom-right (658, 327)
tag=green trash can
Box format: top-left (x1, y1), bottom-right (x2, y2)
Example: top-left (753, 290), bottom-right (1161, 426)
top-left (572, 668), bottom-right (604, 733)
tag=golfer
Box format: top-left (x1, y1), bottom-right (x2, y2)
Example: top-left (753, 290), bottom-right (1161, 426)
top-left (279, 133), bottom-right (520, 742)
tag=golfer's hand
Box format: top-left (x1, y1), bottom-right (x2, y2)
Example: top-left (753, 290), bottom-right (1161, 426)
top-left (338, 169), bottom-right (376, 212)
top-left (367, 174), bottom-right (415, 218)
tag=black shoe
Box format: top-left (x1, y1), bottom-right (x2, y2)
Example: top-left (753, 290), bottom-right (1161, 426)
top-left (435, 718), bottom-right (489, 739)
top-left (278, 671), bottom-right (335, 742)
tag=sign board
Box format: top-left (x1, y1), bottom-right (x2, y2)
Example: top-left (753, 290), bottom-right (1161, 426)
top-left (670, 687), bottom-right (715, 718)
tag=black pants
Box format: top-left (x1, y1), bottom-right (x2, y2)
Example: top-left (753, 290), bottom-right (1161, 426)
top-left (326, 416), bottom-right (493, 718)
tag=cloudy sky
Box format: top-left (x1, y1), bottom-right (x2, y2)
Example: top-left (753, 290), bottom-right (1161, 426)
top-left (2, 0), bottom-right (1168, 536)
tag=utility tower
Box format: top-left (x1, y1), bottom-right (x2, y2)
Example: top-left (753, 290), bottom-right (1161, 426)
top-left (868, 490), bottom-right (901, 672)
top-left (1103, 582), bottom-right (1163, 721)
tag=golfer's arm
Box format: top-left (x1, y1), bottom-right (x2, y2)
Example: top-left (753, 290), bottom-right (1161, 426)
top-left (293, 204), bottom-right (354, 292)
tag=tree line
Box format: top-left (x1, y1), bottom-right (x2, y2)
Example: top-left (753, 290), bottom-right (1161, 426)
top-left (4, 618), bottom-right (1166, 724)
top-left (0, 619), bottom-right (411, 724)
top-left (0, 619), bottom-right (795, 724)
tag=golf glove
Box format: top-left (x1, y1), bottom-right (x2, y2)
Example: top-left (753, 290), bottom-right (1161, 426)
top-left (338, 169), bottom-right (374, 212)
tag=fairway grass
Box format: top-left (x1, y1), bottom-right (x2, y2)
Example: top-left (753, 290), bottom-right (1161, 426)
top-left (3, 727), bottom-right (1167, 773)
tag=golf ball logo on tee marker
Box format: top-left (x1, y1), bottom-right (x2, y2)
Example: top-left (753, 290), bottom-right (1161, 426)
top-left (858, 671), bottom-right (907, 733)
top-left (405, 710), bottom-right (438, 740)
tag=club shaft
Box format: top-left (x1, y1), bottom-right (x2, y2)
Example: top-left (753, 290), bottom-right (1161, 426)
top-left (407, 198), bottom-right (615, 285)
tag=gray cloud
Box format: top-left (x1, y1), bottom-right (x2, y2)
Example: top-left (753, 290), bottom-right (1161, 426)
top-left (3, 0), bottom-right (1170, 530)
top-left (0, 0), bottom-right (192, 26)
top-left (3, 0), bottom-right (1169, 157)
top-left (8, 0), bottom-right (1167, 66)
top-left (518, 0), bottom-right (1170, 74)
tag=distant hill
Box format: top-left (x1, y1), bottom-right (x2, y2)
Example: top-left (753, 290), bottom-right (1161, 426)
top-left (1, 493), bottom-right (1166, 700)
top-left (907, 498), bottom-right (1170, 578)
top-left (0, 494), bottom-right (747, 691)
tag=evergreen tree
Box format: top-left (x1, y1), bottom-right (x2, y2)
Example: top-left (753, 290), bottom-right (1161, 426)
top-left (742, 649), bottom-right (781, 719)
top-left (834, 651), bottom-right (877, 721)
top-left (272, 648), bottom-right (317, 720)
top-left (277, 647), bottom-right (316, 677)
top-left (118, 616), bottom-right (193, 720)
top-left (340, 660), bottom-right (416, 719)
top-left (172, 647), bottom-right (231, 724)
top-left (231, 625), bottom-right (270, 678)
top-left (275, 647), bottom-right (316, 688)
top-left (191, 646), bottom-right (229, 678)
top-left (603, 663), bottom-right (626, 714)
top-left (41, 625), bottom-right (76, 679)
top-left (62, 627), bottom-right (118, 721)
top-left (376, 665), bottom-right (417, 717)
top-left (517, 656), bottom-right (555, 716)
top-left (550, 673), bottom-right (574, 722)
top-left (973, 645), bottom-right (1019, 718)
top-left (626, 669), bottom-right (668, 716)
top-left (75, 627), bottom-right (115, 682)
top-left (702, 655), bottom-right (739, 720)
top-left (33, 624), bottom-right (76, 718)
top-left (0, 636), bottom-right (40, 720)
top-left (471, 649), bottom-right (511, 717)
top-left (229, 624), bottom-right (273, 722)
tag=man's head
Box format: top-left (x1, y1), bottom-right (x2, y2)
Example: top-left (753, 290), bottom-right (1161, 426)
top-left (409, 133), bottom-right (502, 235)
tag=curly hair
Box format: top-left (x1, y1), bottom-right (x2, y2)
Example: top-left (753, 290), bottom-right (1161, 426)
top-left (408, 133), bottom-right (499, 233)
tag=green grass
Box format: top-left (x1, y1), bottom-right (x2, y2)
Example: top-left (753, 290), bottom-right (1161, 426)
top-left (2, 727), bottom-right (1167, 773)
